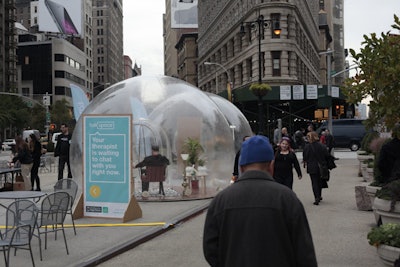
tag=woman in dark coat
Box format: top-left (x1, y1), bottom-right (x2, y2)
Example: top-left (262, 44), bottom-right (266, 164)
top-left (273, 137), bottom-right (302, 189)
top-left (303, 131), bottom-right (330, 205)
top-left (12, 136), bottom-right (33, 190)
top-left (29, 133), bottom-right (42, 191)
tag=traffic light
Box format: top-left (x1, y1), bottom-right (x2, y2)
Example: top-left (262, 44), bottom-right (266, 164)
top-left (340, 105), bottom-right (344, 114)
top-left (335, 105), bottom-right (340, 115)
top-left (50, 124), bottom-right (56, 131)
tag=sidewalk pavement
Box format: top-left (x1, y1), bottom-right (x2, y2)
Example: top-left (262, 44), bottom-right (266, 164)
top-left (0, 153), bottom-right (387, 267)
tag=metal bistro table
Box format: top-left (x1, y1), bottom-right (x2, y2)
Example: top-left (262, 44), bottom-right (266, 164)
top-left (0, 167), bottom-right (22, 191)
top-left (0, 191), bottom-right (46, 209)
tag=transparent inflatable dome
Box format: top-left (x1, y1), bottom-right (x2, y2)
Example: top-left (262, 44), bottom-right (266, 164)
top-left (70, 75), bottom-right (252, 200)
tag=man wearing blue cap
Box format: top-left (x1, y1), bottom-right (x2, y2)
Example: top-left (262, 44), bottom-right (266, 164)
top-left (203, 135), bottom-right (317, 267)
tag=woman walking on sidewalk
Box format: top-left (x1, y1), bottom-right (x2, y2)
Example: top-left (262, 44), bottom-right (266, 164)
top-left (12, 136), bottom-right (33, 190)
top-left (29, 133), bottom-right (42, 191)
top-left (303, 131), bottom-right (330, 205)
top-left (272, 137), bottom-right (302, 189)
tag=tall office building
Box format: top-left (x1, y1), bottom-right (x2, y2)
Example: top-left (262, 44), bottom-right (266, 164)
top-left (0, 0), bottom-right (17, 92)
top-left (197, 0), bottom-right (322, 92)
top-left (319, 0), bottom-right (346, 85)
top-left (92, 0), bottom-right (124, 95)
top-left (14, 0), bottom-right (93, 102)
top-left (163, 0), bottom-right (197, 79)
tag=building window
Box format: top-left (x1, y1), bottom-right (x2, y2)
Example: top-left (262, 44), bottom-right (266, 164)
top-left (24, 56), bottom-right (29, 65)
top-left (22, 87), bottom-right (29, 96)
top-left (55, 71), bottom-right (65, 78)
top-left (271, 13), bottom-right (281, 39)
top-left (246, 57), bottom-right (252, 81)
top-left (271, 51), bottom-right (281, 76)
top-left (55, 86), bottom-right (65, 95)
top-left (54, 54), bottom-right (65, 62)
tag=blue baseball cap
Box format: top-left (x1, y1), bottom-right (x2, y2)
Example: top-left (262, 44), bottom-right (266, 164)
top-left (239, 135), bottom-right (274, 166)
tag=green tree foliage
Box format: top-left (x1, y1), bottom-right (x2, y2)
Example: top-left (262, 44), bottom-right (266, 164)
top-left (50, 99), bottom-right (73, 131)
top-left (28, 104), bottom-right (46, 132)
top-left (0, 95), bottom-right (30, 136)
top-left (342, 15), bottom-right (400, 130)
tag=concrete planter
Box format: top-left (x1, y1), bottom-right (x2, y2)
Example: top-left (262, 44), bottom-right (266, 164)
top-left (366, 185), bottom-right (381, 206)
top-left (367, 185), bottom-right (382, 224)
top-left (373, 198), bottom-right (400, 224)
top-left (377, 244), bottom-right (400, 266)
top-left (357, 153), bottom-right (374, 177)
top-left (365, 167), bottom-right (374, 182)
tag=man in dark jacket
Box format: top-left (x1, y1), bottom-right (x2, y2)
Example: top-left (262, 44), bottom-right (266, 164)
top-left (378, 123), bottom-right (400, 183)
top-left (54, 123), bottom-right (72, 180)
top-left (135, 145), bottom-right (170, 193)
top-left (203, 135), bottom-right (317, 267)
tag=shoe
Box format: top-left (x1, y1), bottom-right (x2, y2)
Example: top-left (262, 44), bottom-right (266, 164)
top-left (35, 188), bottom-right (41, 191)
top-left (313, 201), bottom-right (319, 205)
top-left (318, 197), bottom-right (323, 201)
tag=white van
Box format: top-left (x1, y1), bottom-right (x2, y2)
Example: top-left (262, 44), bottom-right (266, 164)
top-left (52, 132), bottom-right (62, 146)
top-left (22, 129), bottom-right (40, 142)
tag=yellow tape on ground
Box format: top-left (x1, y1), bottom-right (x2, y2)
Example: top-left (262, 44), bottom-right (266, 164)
top-left (0, 222), bottom-right (168, 229)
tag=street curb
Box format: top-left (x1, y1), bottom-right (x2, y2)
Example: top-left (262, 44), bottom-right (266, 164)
top-left (75, 200), bottom-right (211, 267)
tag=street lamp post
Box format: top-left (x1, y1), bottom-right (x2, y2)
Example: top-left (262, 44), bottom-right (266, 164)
top-left (240, 15), bottom-right (281, 135)
top-left (204, 62), bottom-right (231, 95)
top-left (319, 49), bottom-right (334, 134)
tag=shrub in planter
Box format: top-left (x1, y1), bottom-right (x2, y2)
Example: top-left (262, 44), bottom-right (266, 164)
top-left (371, 138), bottom-right (391, 186)
top-left (368, 223), bottom-right (400, 248)
top-left (376, 180), bottom-right (400, 211)
top-left (361, 131), bottom-right (379, 153)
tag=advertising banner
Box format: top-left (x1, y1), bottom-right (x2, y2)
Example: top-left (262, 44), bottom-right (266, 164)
top-left (171, 0), bottom-right (198, 28)
top-left (83, 115), bottom-right (132, 218)
top-left (38, 0), bottom-right (82, 35)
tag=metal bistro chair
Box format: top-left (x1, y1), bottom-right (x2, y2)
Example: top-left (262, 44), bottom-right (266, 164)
top-left (54, 178), bottom-right (78, 235)
top-left (0, 199), bottom-right (38, 267)
top-left (36, 191), bottom-right (70, 261)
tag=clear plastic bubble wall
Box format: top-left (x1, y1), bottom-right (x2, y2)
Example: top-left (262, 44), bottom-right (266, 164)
top-left (70, 75), bottom-right (252, 200)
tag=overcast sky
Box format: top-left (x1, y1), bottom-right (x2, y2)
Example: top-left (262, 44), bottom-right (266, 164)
top-left (123, 1), bottom-right (400, 76)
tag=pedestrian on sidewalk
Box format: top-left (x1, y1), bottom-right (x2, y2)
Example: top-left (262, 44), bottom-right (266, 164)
top-left (378, 122), bottom-right (400, 183)
top-left (231, 135), bottom-right (251, 183)
top-left (54, 123), bottom-right (72, 180)
top-left (203, 135), bottom-right (317, 267)
top-left (272, 137), bottom-right (302, 189)
top-left (29, 133), bottom-right (42, 191)
top-left (303, 131), bottom-right (330, 205)
top-left (12, 136), bottom-right (33, 190)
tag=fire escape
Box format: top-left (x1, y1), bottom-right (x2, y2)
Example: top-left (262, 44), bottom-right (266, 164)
top-left (4, 0), bottom-right (17, 92)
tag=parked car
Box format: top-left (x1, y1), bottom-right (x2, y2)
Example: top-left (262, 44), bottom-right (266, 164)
top-left (316, 119), bottom-right (367, 151)
top-left (22, 129), bottom-right (40, 142)
top-left (51, 132), bottom-right (62, 146)
top-left (2, 139), bottom-right (16, 151)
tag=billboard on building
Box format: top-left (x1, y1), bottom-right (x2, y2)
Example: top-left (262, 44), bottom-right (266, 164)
top-left (171, 0), bottom-right (198, 29)
top-left (38, 0), bottom-right (82, 35)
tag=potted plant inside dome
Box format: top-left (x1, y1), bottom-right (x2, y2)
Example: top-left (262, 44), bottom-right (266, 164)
top-left (182, 137), bottom-right (205, 190)
top-left (367, 223), bottom-right (400, 266)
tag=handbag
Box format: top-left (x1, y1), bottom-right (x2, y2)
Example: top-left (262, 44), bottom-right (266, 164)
top-left (310, 143), bottom-right (330, 180)
top-left (318, 162), bottom-right (330, 180)
top-left (15, 172), bottom-right (24, 182)
top-left (327, 155), bottom-right (337, 170)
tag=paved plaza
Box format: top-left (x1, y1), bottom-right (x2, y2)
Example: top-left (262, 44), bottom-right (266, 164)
top-left (0, 150), bottom-right (387, 266)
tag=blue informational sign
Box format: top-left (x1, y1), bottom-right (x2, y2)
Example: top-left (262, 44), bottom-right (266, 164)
top-left (83, 115), bottom-right (131, 218)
